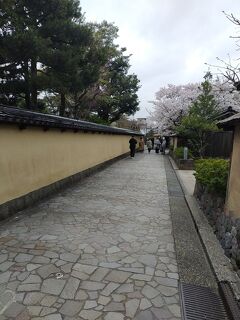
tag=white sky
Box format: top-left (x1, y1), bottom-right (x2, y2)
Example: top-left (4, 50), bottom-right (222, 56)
top-left (80, 0), bottom-right (240, 117)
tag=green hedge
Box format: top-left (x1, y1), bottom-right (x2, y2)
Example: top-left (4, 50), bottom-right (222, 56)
top-left (194, 158), bottom-right (229, 197)
top-left (173, 146), bottom-right (193, 159)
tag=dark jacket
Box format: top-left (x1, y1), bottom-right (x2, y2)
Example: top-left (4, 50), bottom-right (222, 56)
top-left (129, 137), bottom-right (137, 149)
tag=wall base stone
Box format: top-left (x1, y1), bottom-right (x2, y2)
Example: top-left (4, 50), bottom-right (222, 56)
top-left (194, 181), bottom-right (240, 272)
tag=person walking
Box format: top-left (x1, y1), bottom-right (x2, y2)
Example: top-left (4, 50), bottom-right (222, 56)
top-left (154, 137), bottom-right (161, 153)
top-left (146, 139), bottom-right (152, 153)
top-left (129, 136), bottom-right (137, 158)
top-left (162, 137), bottom-right (167, 155)
top-left (139, 137), bottom-right (144, 152)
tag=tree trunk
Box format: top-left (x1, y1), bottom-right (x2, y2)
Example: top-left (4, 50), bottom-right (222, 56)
top-left (60, 93), bottom-right (66, 117)
top-left (23, 61), bottom-right (31, 109)
top-left (30, 58), bottom-right (38, 110)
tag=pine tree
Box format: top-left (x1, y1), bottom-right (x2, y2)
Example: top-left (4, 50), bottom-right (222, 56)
top-left (176, 75), bottom-right (220, 157)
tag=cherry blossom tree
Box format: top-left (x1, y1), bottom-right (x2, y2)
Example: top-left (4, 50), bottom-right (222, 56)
top-left (149, 83), bottom-right (200, 134)
top-left (150, 78), bottom-right (240, 134)
top-left (212, 78), bottom-right (240, 111)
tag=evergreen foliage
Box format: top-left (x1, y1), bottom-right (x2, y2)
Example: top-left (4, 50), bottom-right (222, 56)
top-left (195, 158), bottom-right (229, 197)
top-left (176, 75), bottom-right (220, 157)
top-left (0, 0), bottom-right (140, 122)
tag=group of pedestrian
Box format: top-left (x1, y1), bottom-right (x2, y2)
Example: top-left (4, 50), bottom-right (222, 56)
top-left (129, 135), bottom-right (167, 158)
top-left (147, 136), bottom-right (166, 154)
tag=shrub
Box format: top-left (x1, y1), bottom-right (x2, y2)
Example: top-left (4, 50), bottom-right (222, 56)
top-left (173, 146), bottom-right (193, 159)
top-left (194, 158), bottom-right (229, 197)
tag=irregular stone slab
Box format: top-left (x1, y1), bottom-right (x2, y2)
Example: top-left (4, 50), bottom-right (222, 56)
top-left (130, 274), bottom-right (152, 281)
top-left (40, 307), bottom-right (57, 316)
top-left (4, 302), bottom-right (25, 318)
top-left (40, 295), bottom-right (58, 307)
top-left (141, 285), bottom-right (159, 299)
top-left (139, 298), bottom-right (152, 310)
top-left (60, 277), bottom-right (80, 299)
top-left (80, 281), bottom-right (105, 291)
top-left (99, 262), bottom-right (121, 269)
top-left (0, 271), bottom-right (11, 284)
top-left (119, 267), bottom-right (144, 274)
top-left (60, 253), bottom-right (78, 263)
top-left (23, 275), bottom-right (42, 284)
top-left (128, 291), bottom-right (143, 299)
top-left (0, 261), bottom-right (14, 272)
top-left (55, 260), bottom-right (66, 267)
top-left (41, 314), bottom-right (62, 320)
top-left (120, 256), bottom-right (136, 264)
top-left (168, 303), bottom-right (181, 317)
top-left (116, 283), bottom-right (134, 293)
top-left (84, 245), bottom-right (96, 254)
top-left (155, 276), bottom-right (178, 288)
top-left (112, 294), bottom-right (125, 302)
top-left (120, 233), bottom-right (137, 242)
top-left (73, 263), bottom-right (97, 275)
top-left (145, 267), bottom-right (155, 276)
top-left (28, 306), bottom-right (42, 316)
top-left (151, 306), bottom-right (173, 319)
top-left (60, 262), bottom-right (73, 273)
top-left (104, 302), bottom-right (125, 312)
top-left (0, 254), bottom-right (8, 264)
top-left (40, 235), bottom-right (57, 241)
top-left (44, 251), bottom-right (59, 259)
top-left (142, 244), bottom-right (159, 254)
top-left (101, 282), bottom-right (120, 296)
top-left (23, 292), bottom-right (45, 305)
top-left (89, 292), bottom-right (99, 300)
top-left (90, 268), bottom-right (109, 281)
top-left (104, 312), bottom-right (124, 320)
top-left (79, 309), bottom-right (102, 320)
top-left (42, 279), bottom-right (66, 295)
top-left (71, 270), bottom-right (89, 280)
top-left (59, 300), bottom-right (83, 316)
top-left (26, 264), bottom-right (41, 272)
top-left (15, 292), bottom-right (25, 303)
top-left (105, 270), bottom-right (130, 283)
top-left (138, 255), bottom-right (157, 267)
top-left (15, 254), bottom-right (33, 263)
top-left (125, 298), bottom-right (139, 317)
top-left (32, 256), bottom-right (50, 264)
top-left (95, 304), bottom-right (104, 311)
top-left (98, 295), bottom-right (111, 305)
top-left (75, 289), bottom-right (88, 300)
top-left (107, 246), bottom-right (121, 254)
top-left (167, 272), bottom-right (179, 279)
top-left (17, 283), bottom-right (41, 291)
top-left (157, 285), bottom-right (178, 297)
top-left (37, 264), bottom-right (60, 279)
top-left (152, 295), bottom-right (164, 307)
top-left (17, 271), bottom-right (30, 281)
top-left (84, 300), bottom-right (97, 309)
top-left (134, 310), bottom-right (155, 320)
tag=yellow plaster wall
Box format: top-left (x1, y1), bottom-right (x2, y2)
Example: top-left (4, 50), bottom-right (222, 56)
top-left (226, 125), bottom-right (240, 218)
top-left (0, 124), bottom-right (135, 205)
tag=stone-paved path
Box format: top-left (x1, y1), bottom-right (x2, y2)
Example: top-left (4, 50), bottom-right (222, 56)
top-left (0, 152), bottom-right (181, 320)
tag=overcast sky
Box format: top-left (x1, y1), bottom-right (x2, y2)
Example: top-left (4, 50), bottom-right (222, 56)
top-left (81, 0), bottom-right (240, 118)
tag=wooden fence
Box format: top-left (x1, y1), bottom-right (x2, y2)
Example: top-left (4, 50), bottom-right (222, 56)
top-left (204, 131), bottom-right (233, 158)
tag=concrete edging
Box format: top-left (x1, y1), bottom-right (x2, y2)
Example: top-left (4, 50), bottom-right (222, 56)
top-left (0, 151), bottom-right (130, 221)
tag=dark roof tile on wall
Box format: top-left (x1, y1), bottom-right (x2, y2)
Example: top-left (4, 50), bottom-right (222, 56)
top-left (0, 105), bottom-right (142, 136)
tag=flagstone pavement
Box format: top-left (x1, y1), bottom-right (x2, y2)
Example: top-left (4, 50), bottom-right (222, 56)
top-left (0, 152), bottom-right (181, 320)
